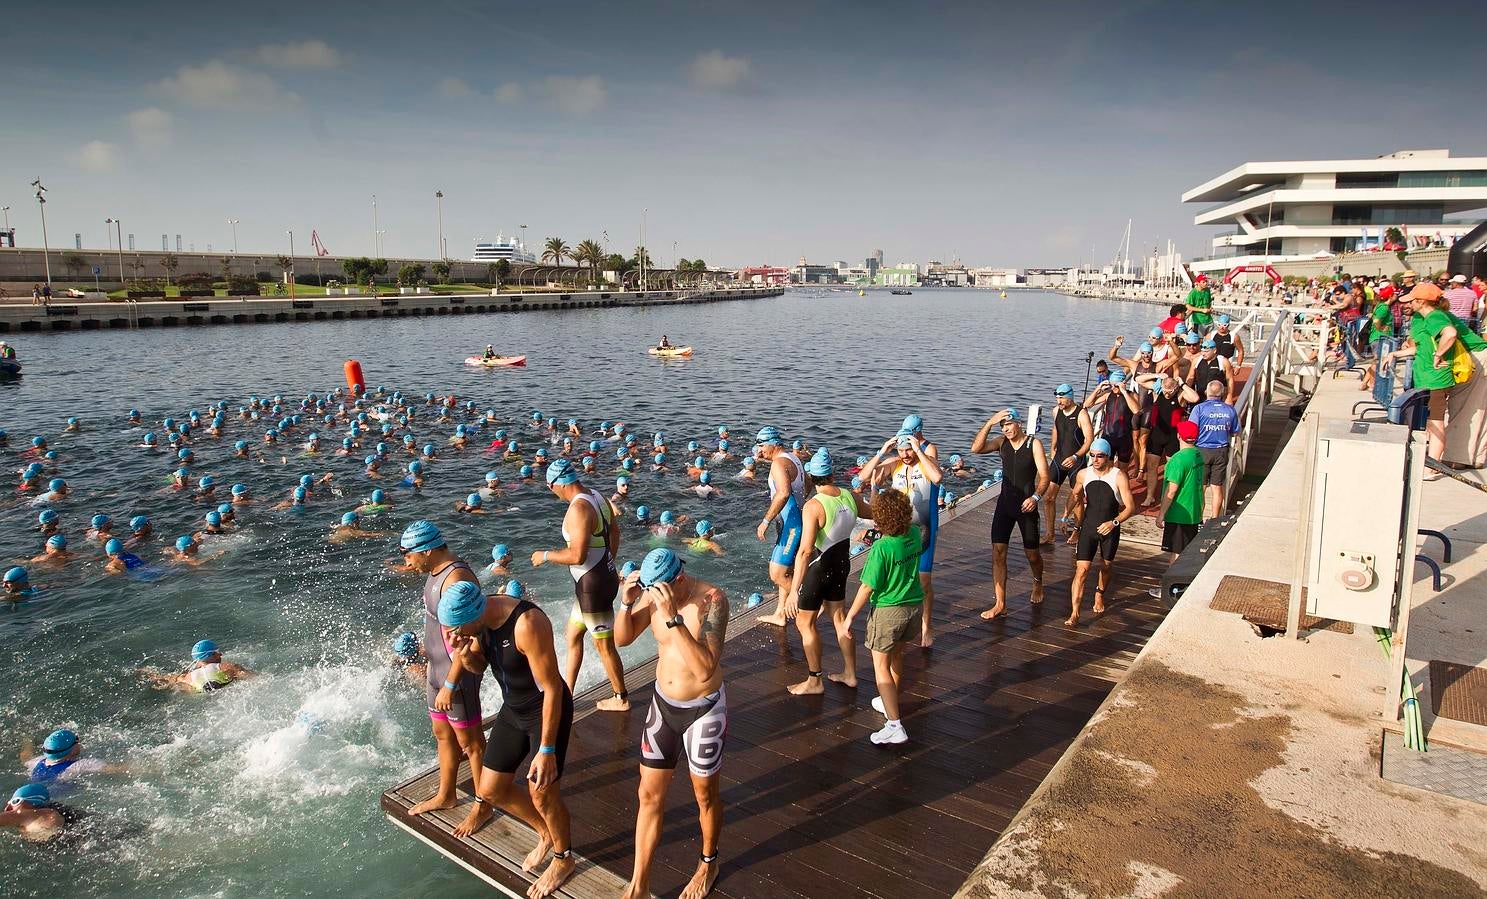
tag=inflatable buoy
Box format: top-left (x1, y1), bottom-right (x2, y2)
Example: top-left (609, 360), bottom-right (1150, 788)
top-left (343, 359), bottom-right (365, 394)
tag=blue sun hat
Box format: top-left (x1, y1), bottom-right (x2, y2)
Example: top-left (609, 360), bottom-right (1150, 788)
top-left (545, 458), bottom-right (578, 486)
top-left (400, 520), bottom-right (445, 553)
top-left (393, 632), bottom-right (419, 659)
top-left (639, 547), bottom-right (684, 587)
top-left (191, 639), bottom-right (218, 661)
top-left (437, 580), bottom-right (487, 627)
top-left (804, 447), bottom-right (832, 477)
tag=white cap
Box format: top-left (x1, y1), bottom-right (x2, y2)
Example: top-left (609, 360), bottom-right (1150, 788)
top-left (1449, 274), bottom-right (1467, 283)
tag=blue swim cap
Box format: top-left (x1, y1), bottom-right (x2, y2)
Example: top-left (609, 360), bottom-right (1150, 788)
top-left (755, 426), bottom-right (782, 446)
top-left (91, 514), bottom-right (110, 529)
top-left (308, 432), bottom-right (319, 441)
top-left (218, 503), bottom-right (233, 516)
top-left (635, 505), bottom-right (651, 521)
top-left (896, 434), bottom-right (914, 448)
top-left (437, 580), bottom-right (487, 627)
top-left (465, 493), bottom-right (482, 507)
top-left (400, 520), bottom-right (445, 553)
top-left (232, 484), bottom-right (249, 496)
top-left (175, 535), bottom-right (194, 552)
top-left (568, 418), bottom-right (578, 426)
top-left (1090, 438), bottom-right (1113, 456)
top-left (341, 511), bottom-right (358, 526)
top-left (949, 454), bottom-right (963, 465)
top-left (653, 432), bottom-right (665, 447)
top-left (503, 580), bottom-right (524, 598)
top-left (234, 440), bottom-right (248, 451)
top-left (408, 461), bottom-right (423, 474)
top-left (622, 458), bottom-right (636, 471)
top-left (1185, 332), bottom-right (1201, 345)
top-left (639, 547), bottom-right (684, 587)
top-left (620, 560), bottom-right (639, 577)
top-left (129, 409), bottom-right (140, 417)
top-left (792, 438), bottom-right (805, 452)
top-left (743, 457), bottom-right (756, 469)
top-left (545, 458), bottom-right (578, 486)
top-left (38, 510), bottom-right (57, 525)
top-left (41, 728), bottom-right (78, 757)
top-left (199, 476), bottom-right (215, 489)
top-left (49, 478), bottom-right (66, 491)
top-left (423, 443), bottom-right (435, 456)
top-left (364, 455), bottom-right (377, 466)
top-left (9, 783), bottom-right (49, 808)
top-left (1217, 314), bottom-right (1231, 325)
top-left (1139, 342), bottom-right (1154, 354)
top-left (1109, 370), bottom-right (1126, 383)
top-left (494, 429), bottom-right (507, 440)
top-left (687, 440), bottom-right (699, 453)
top-left (851, 475), bottom-right (863, 489)
top-left (1055, 384), bottom-right (1074, 397)
top-left (299, 474), bottom-right (314, 487)
top-left (700, 471), bottom-right (712, 485)
top-left (32, 436), bottom-right (45, 448)
top-left (403, 434), bottom-right (415, 444)
top-left (205, 511), bottom-right (222, 526)
top-left (46, 534), bottom-right (66, 549)
top-left (293, 486), bottom-right (308, 500)
top-left (1202, 339), bottom-right (1217, 349)
top-left (492, 543), bottom-right (510, 561)
top-left (174, 468), bottom-right (189, 479)
top-left (130, 515), bottom-right (148, 530)
top-left (747, 592), bottom-right (763, 608)
top-left (4, 566), bottom-right (28, 584)
top-left (143, 433), bottom-right (157, 445)
top-left (531, 410), bottom-right (542, 420)
top-left (718, 425), bottom-right (728, 435)
top-left (616, 476), bottom-right (630, 487)
top-left (1175, 322), bottom-right (1188, 335)
top-left (520, 464), bottom-right (533, 478)
top-left (534, 447), bottom-right (548, 458)
top-left (485, 470), bottom-right (500, 482)
top-left (719, 439), bottom-right (730, 450)
top-left (1003, 409), bottom-right (1022, 423)
top-left (695, 519), bottom-right (713, 536)
top-left (369, 488), bottom-right (385, 504)
top-left (393, 632), bottom-right (419, 659)
top-left (191, 639), bottom-right (218, 661)
top-left (1150, 327), bottom-right (1164, 339)
top-left (901, 414), bottom-right (924, 434)
top-left (44, 450), bottom-right (58, 461)
top-left (654, 453), bottom-right (666, 465)
top-left (625, 434), bottom-right (637, 445)
top-left (343, 438), bottom-right (354, 448)
top-left (982, 478), bottom-right (994, 489)
top-left (105, 538), bottom-right (124, 556)
top-left (804, 447), bottom-right (832, 477)
top-left (693, 455), bottom-right (706, 469)
top-left (660, 510), bottom-right (676, 525)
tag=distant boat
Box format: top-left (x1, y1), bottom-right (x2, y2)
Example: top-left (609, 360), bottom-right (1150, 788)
top-left (1000, 291), bottom-right (1007, 298)
top-left (858, 289), bottom-right (865, 297)
top-left (890, 289), bottom-right (912, 296)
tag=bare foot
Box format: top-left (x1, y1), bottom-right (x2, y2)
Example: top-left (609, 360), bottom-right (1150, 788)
top-left (521, 831), bottom-right (552, 872)
top-left (827, 672), bottom-right (857, 688)
top-left (620, 878), bottom-right (650, 899)
top-left (595, 694), bottom-right (631, 712)
top-left (1092, 589), bottom-right (1106, 615)
top-left (1031, 581), bottom-right (1044, 605)
top-left (919, 628), bottom-right (934, 649)
top-left (680, 856), bottom-right (720, 899)
top-left (980, 603), bottom-right (1006, 621)
top-left (528, 853), bottom-right (576, 899)
top-left (452, 800), bottom-right (493, 837)
top-left (1040, 532), bottom-right (1055, 546)
top-left (408, 793), bottom-right (458, 816)
top-left (1064, 613), bottom-right (1080, 627)
top-left (787, 676), bottom-right (824, 695)
top-left (756, 612), bottom-right (788, 626)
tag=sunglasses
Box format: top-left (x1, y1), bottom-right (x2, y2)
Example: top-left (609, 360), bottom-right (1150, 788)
top-left (1089, 452), bottom-right (1109, 460)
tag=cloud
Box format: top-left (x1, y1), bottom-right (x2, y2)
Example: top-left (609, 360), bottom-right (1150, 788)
top-left (437, 77), bottom-right (475, 98)
top-left (255, 40), bottom-right (341, 69)
top-left (69, 140), bottom-right (119, 171)
top-left (494, 82), bottom-right (524, 104)
top-left (688, 50), bottom-right (750, 91)
top-left (125, 107), bottom-right (172, 149)
top-left (155, 61), bottom-right (300, 110)
top-left (541, 75), bottom-right (605, 115)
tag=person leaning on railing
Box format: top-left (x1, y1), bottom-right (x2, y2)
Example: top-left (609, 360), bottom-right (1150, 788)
top-left (1382, 283), bottom-right (1487, 469)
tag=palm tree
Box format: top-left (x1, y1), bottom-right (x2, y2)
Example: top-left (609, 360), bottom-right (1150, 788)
top-left (573, 239), bottom-right (604, 284)
top-left (542, 237), bottom-right (569, 265)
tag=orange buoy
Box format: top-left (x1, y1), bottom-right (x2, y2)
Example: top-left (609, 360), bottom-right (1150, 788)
top-left (343, 359), bottom-right (365, 394)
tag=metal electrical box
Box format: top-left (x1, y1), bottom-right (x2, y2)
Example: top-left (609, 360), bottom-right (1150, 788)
top-left (1303, 419), bottom-right (1411, 628)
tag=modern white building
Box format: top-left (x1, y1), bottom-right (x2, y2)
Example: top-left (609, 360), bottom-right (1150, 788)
top-left (1183, 149), bottom-right (1487, 274)
top-left (971, 267), bottom-right (1018, 287)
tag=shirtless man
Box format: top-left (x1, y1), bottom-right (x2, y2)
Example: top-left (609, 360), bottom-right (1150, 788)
top-left (614, 548), bottom-right (729, 899)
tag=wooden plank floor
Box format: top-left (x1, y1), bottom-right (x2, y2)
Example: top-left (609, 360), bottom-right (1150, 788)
top-left (384, 490), bottom-right (1175, 898)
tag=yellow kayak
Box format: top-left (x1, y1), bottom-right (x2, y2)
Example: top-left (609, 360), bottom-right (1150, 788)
top-left (647, 345), bottom-right (694, 358)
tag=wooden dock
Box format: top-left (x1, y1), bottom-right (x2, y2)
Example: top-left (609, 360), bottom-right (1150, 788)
top-left (382, 489), bottom-right (1174, 898)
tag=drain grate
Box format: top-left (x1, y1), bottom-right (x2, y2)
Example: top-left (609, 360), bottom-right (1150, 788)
top-left (1209, 576), bottom-right (1353, 634)
top-left (1429, 660), bottom-right (1487, 727)
top-left (1381, 733), bottom-right (1487, 806)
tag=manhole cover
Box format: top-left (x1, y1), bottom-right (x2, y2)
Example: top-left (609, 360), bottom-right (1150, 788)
top-left (1429, 660), bottom-right (1487, 727)
top-left (1209, 575), bottom-right (1353, 634)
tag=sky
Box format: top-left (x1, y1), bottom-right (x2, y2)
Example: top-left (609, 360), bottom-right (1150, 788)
top-left (3, 0), bottom-right (1485, 270)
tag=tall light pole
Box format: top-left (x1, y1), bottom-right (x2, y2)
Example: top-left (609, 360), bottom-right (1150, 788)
top-left (372, 195), bottom-right (379, 255)
top-left (227, 218), bottom-right (240, 254)
top-left (32, 179), bottom-right (52, 288)
top-left (286, 229), bottom-right (296, 299)
top-left (519, 223), bottom-right (528, 259)
top-left (640, 207), bottom-right (647, 291)
top-left (2, 206), bottom-right (10, 229)
top-left (376, 230), bottom-right (387, 256)
top-left (435, 190), bottom-right (444, 260)
top-left (105, 217), bottom-right (125, 284)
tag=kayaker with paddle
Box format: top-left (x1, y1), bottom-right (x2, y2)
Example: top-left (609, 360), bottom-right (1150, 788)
top-left (482, 345), bottom-right (496, 361)
top-left (657, 335), bottom-right (673, 350)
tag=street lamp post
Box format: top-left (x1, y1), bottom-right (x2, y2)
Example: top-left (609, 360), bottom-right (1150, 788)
top-left (105, 217), bottom-right (125, 284)
top-left (32, 180), bottom-right (52, 288)
top-left (286, 230), bottom-right (296, 299)
top-left (2, 205), bottom-right (10, 229)
top-left (372, 195), bottom-right (380, 255)
top-left (640, 207), bottom-right (647, 292)
top-left (227, 218), bottom-right (240, 254)
top-left (435, 191), bottom-right (444, 261)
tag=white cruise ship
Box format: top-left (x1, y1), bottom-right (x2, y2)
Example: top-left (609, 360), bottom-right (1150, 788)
top-left (470, 233), bottom-right (536, 264)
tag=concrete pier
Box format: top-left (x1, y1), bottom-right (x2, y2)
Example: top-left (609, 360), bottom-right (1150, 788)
top-left (0, 286), bottom-right (782, 334)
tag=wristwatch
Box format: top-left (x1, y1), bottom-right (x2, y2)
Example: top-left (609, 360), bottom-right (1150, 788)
top-left (665, 614), bottom-right (684, 629)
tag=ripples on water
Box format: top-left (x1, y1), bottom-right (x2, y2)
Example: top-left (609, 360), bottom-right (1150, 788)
top-left (0, 288), bottom-right (1155, 896)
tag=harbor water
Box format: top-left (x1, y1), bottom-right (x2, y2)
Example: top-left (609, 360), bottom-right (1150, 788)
top-left (0, 288), bottom-right (1157, 897)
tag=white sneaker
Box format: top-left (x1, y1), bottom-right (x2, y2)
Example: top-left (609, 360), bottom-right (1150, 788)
top-left (871, 695), bottom-right (885, 716)
top-left (870, 721), bottom-right (908, 745)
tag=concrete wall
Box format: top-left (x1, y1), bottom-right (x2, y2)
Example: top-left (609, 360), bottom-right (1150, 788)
top-left (1270, 246), bottom-right (1452, 281)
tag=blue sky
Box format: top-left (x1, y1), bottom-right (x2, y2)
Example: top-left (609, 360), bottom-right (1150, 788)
top-left (3, 0), bottom-right (1484, 269)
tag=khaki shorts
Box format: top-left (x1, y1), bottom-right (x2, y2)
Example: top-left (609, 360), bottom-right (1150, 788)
top-left (866, 603), bottom-right (922, 652)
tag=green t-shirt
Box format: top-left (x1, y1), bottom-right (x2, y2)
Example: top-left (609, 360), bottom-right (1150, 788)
top-left (1162, 447), bottom-right (1205, 526)
top-left (1409, 309), bottom-right (1462, 390)
top-left (1187, 287), bottom-right (1213, 325)
top-left (1446, 311), bottom-right (1487, 352)
top-left (1369, 301), bottom-right (1394, 344)
top-left (861, 527), bottom-right (924, 606)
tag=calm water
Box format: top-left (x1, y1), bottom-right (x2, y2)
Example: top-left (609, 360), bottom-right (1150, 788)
top-left (0, 288), bottom-right (1155, 897)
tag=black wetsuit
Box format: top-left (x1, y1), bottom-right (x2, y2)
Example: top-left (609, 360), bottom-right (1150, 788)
top-left (1211, 331), bottom-right (1235, 360)
top-left (991, 437), bottom-right (1040, 546)
top-left (478, 599), bottom-right (574, 777)
top-left (1076, 467), bottom-right (1123, 563)
top-left (1192, 357), bottom-right (1229, 399)
top-left (1149, 389), bottom-right (1191, 458)
top-left (1050, 407), bottom-right (1085, 486)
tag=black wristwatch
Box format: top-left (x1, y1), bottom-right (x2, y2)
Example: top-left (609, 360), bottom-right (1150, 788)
top-left (665, 614), bottom-right (684, 629)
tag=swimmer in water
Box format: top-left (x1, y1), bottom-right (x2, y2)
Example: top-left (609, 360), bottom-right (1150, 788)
top-left (171, 535), bottom-right (203, 564)
top-left (455, 492), bottom-right (490, 515)
top-left (125, 515), bottom-right (151, 547)
top-left (196, 476), bottom-right (218, 502)
top-left (1, 784), bottom-right (65, 843)
top-left (22, 728), bottom-right (123, 785)
top-left (611, 476), bottom-right (631, 508)
top-left (486, 544), bottom-right (514, 578)
top-left (4, 567), bottom-right (40, 600)
top-left (231, 483), bottom-right (252, 505)
top-left (392, 632), bottom-right (428, 683)
top-left (405, 461), bottom-right (425, 489)
top-left (83, 514), bottom-right (111, 543)
top-left (478, 471), bottom-right (503, 500)
top-left (141, 639), bottom-right (254, 692)
top-left (519, 465), bottom-right (536, 482)
top-left (272, 486), bottom-right (310, 510)
top-left (28, 533), bottom-right (72, 567)
top-left (356, 488), bottom-right (390, 514)
top-left (365, 455), bottom-right (382, 478)
top-left (232, 440), bottom-right (249, 458)
top-left (689, 520), bottom-right (724, 556)
top-left (37, 510), bottom-right (59, 536)
top-left (686, 455), bottom-right (707, 480)
top-left (738, 457), bottom-right (758, 481)
top-left (104, 538), bottom-right (147, 574)
top-left (688, 471), bottom-right (722, 499)
top-left (330, 511), bottom-right (388, 543)
top-left (450, 426), bottom-right (468, 450)
top-left (63, 417), bottom-right (81, 433)
top-left (946, 454), bottom-right (975, 477)
top-left (654, 510), bottom-right (687, 538)
top-left (567, 418), bottom-right (582, 438)
top-left (38, 478), bottom-right (70, 503)
top-left (711, 439), bottom-right (732, 463)
top-left (579, 455), bottom-right (596, 474)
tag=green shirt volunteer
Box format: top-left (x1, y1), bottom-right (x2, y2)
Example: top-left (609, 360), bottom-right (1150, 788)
top-left (1162, 446), bottom-right (1205, 526)
top-left (861, 528), bottom-right (925, 606)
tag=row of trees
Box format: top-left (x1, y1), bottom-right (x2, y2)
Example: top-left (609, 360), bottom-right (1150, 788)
top-left (541, 236), bottom-right (707, 280)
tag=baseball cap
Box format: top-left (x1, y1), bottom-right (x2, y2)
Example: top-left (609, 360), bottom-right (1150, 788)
top-left (1177, 421), bottom-right (1199, 442)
